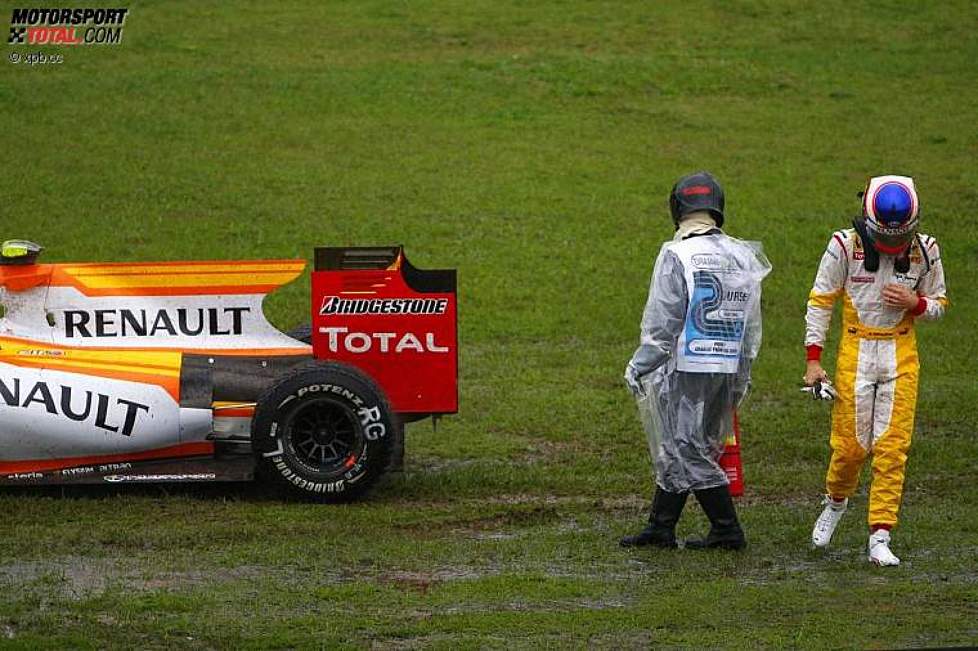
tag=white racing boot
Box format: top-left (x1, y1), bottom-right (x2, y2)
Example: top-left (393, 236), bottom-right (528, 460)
top-left (868, 529), bottom-right (900, 566)
top-left (811, 495), bottom-right (847, 548)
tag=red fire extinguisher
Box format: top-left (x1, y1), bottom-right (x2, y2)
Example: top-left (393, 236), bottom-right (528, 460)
top-left (719, 410), bottom-right (744, 497)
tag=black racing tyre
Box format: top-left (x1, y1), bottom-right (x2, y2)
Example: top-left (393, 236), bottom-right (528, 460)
top-left (286, 323), bottom-right (313, 344)
top-left (251, 362), bottom-right (395, 502)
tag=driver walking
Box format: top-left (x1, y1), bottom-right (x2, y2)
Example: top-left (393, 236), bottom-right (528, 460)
top-left (805, 175), bottom-right (948, 566)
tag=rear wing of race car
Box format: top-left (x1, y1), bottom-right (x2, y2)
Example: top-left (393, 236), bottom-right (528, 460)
top-left (311, 247), bottom-right (458, 417)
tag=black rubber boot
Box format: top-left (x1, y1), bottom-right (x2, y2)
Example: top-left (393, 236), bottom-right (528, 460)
top-left (685, 484), bottom-right (746, 550)
top-left (620, 488), bottom-right (688, 548)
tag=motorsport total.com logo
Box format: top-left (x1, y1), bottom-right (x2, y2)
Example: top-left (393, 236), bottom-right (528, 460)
top-left (8, 7), bottom-right (128, 46)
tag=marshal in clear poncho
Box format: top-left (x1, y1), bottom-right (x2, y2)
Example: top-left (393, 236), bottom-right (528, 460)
top-left (621, 171), bottom-right (771, 550)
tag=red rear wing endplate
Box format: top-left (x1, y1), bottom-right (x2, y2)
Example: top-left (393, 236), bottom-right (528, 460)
top-left (311, 247), bottom-right (458, 415)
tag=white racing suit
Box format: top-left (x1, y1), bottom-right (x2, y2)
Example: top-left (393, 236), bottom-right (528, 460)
top-left (806, 229), bottom-right (948, 527)
top-left (631, 230), bottom-right (771, 493)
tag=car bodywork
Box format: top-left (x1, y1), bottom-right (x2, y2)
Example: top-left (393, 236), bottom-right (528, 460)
top-left (0, 246), bottom-right (457, 488)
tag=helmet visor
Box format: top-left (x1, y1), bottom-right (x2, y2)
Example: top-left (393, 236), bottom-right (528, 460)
top-left (867, 221), bottom-right (916, 253)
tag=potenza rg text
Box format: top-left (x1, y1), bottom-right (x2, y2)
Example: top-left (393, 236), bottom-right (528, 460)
top-left (8, 7), bottom-right (128, 46)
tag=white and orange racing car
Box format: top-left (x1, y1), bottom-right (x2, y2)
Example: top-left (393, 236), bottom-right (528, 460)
top-left (0, 241), bottom-right (457, 501)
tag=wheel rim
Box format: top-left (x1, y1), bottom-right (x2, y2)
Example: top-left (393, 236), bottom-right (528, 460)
top-left (282, 397), bottom-right (363, 475)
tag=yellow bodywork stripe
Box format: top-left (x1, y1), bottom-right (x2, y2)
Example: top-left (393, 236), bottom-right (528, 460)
top-left (63, 262), bottom-right (304, 276)
top-left (0, 337), bottom-right (182, 374)
top-left (38, 358), bottom-right (180, 378)
top-left (76, 272), bottom-right (299, 289)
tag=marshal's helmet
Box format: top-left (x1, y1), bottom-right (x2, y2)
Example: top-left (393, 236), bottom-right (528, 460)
top-left (861, 175), bottom-right (919, 254)
top-left (669, 171), bottom-right (725, 228)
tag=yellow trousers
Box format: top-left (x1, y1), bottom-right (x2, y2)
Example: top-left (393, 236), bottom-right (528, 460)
top-left (826, 330), bottom-right (919, 528)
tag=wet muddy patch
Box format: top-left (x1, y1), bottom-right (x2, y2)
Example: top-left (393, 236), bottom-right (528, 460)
top-left (393, 502), bottom-right (564, 538)
top-left (376, 567), bottom-right (489, 594)
top-left (0, 558), bottom-right (286, 598)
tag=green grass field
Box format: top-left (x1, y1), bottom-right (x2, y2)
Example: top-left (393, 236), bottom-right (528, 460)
top-left (2, 1), bottom-right (977, 648)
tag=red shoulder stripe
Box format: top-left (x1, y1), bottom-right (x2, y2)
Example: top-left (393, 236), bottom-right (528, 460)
top-left (832, 233), bottom-right (849, 259)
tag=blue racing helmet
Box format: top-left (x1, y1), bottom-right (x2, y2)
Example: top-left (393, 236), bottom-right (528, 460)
top-left (861, 175), bottom-right (919, 254)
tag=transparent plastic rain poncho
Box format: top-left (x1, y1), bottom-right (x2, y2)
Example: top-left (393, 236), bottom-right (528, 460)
top-left (630, 232), bottom-right (771, 493)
